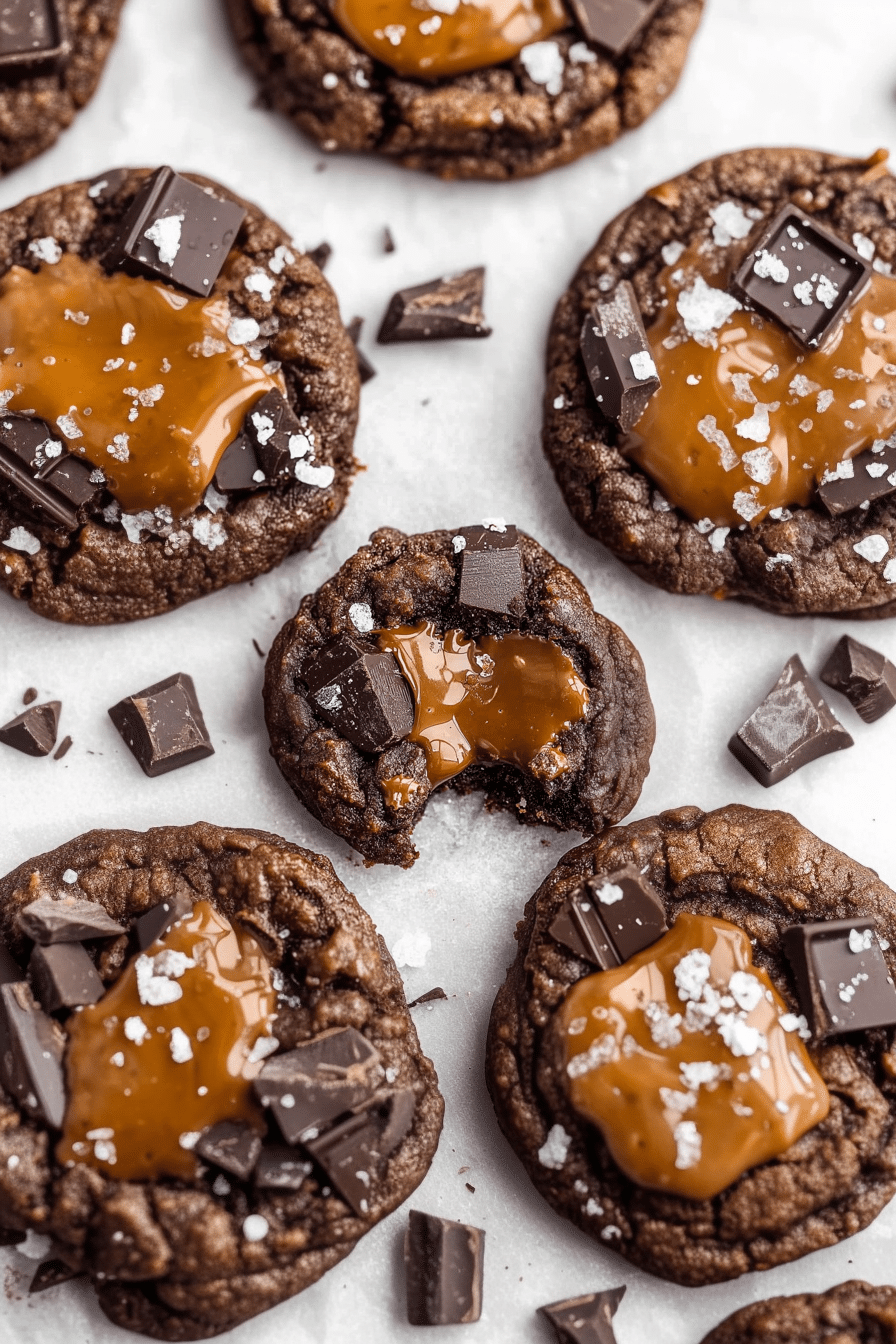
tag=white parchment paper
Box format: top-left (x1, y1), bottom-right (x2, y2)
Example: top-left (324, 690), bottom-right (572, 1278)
top-left (3, 1), bottom-right (896, 1338)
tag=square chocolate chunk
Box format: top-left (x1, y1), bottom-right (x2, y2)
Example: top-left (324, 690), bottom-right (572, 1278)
top-left (0, 701), bottom-right (60, 757)
top-left (784, 919), bottom-right (896, 1038)
top-left (568, 0), bottom-right (662, 55)
top-left (303, 634), bottom-right (415, 754)
top-left (0, 981), bottom-right (66, 1127)
top-left (305, 1089), bottom-right (415, 1215)
top-left (817, 438), bottom-right (896, 517)
top-left (134, 892), bottom-right (194, 951)
top-left (0, 0), bottom-right (68, 77)
top-left (455, 523), bottom-right (524, 616)
top-left (103, 167), bottom-right (246, 297)
top-left (405, 1209), bottom-right (485, 1326)
top-left (18, 895), bottom-right (125, 944)
top-left (29, 942), bottom-right (104, 1014)
top-left (731, 205), bottom-right (872, 349)
top-left (580, 280), bottom-right (660, 433)
top-left (820, 635), bottom-right (896, 724)
top-left (728, 655), bottom-right (853, 786)
top-left (108, 672), bottom-right (214, 777)
top-left (195, 1121), bottom-right (262, 1180)
top-left (550, 864), bottom-right (667, 968)
top-left (540, 1286), bottom-right (626, 1344)
top-left (378, 268), bottom-right (491, 343)
top-left (0, 416), bottom-right (100, 531)
top-left (254, 1026), bottom-right (381, 1144)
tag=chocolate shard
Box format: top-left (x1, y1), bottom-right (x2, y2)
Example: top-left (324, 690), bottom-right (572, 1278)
top-left (108, 672), bottom-right (215, 778)
top-left (53, 735), bottom-right (73, 761)
top-left (378, 267), bottom-right (491, 343)
top-left (28, 942), bottom-right (104, 1014)
top-left (405, 1209), bottom-right (485, 1326)
top-left (0, 945), bottom-right (22, 985)
top-left (0, 981), bottom-right (66, 1128)
top-left (731, 205), bottom-right (872, 350)
top-left (0, 0), bottom-right (69, 77)
top-left (550, 865), bottom-right (668, 968)
top-left (0, 413), bottom-right (101, 531)
top-left (728, 655), bottom-right (854, 787)
top-left (254, 1026), bottom-right (381, 1144)
top-left (103, 166), bottom-right (246, 298)
top-left (408, 987), bottom-right (448, 1008)
top-left (820, 635), bottom-right (896, 724)
top-left (784, 918), bottom-right (896, 1038)
top-left (347, 316), bottom-right (377, 384)
top-left (455, 523), bottom-right (525, 616)
top-left (18, 895), bottom-right (125, 945)
top-left (212, 431), bottom-right (264, 494)
top-left (303, 634), bottom-right (415, 754)
top-left (0, 701), bottom-right (60, 757)
top-left (580, 280), bottom-right (660, 433)
top-left (305, 1088), bottom-right (415, 1216)
top-left (539, 1286), bottom-right (627, 1344)
top-left (254, 1144), bottom-right (312, 1191)
top-left (134, 892), bottom-right (194, 951)
top-left (817, 437), bottom-right (896, 516)
top-left (195, 1121), bottom-right (263, 1180)
top-left (307, 241), bottom-right (332, 271)
top-left (568, 0), bottom-right (661, 54)
top-left (29, 1258), bottom-right (85, 1294)
top-left (240, 388), bottom-right (306, 480)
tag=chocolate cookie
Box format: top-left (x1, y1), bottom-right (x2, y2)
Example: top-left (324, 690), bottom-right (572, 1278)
top-left (0, 166), bottom-right (359, 624)
top-left (486, 804), bottom-right (896, 1286)
top-left (702, 1281), bottom-right (896, 1344)
top-left (0, 822), bottom-right (442, 1338)
top-left (544, 147), bottom-right (896, 616)
top-left (263, 524), bottom-right (655, 867)
top-left (224, 0), bottom-right (703, 182)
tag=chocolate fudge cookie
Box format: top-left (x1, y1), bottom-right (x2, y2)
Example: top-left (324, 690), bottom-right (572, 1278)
top-left (0, 166), bottom-right (359, 624)
top-left (0, 823), bottom-right (442, 1338)
top-left (264, 524), bottom-right (655, 867)
top-left (487, 804), bottom-right (896, 1286)
top-left (224, 0), bottom-right (703, 182)
top-left (544, 147), bottom-right (896, 616)
top-left (702, 1281), bottom-right (896, 1344)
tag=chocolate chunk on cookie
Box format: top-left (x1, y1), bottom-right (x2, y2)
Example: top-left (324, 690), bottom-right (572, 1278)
top-left (700, 1281), bottom-right (896, 1344)
top-left (263, 525), bottom-right (655, 867)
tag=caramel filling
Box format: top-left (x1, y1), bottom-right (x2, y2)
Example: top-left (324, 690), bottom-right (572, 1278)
top-left (332, 0), bottom-right (567, 79)
top-left (0, 254), bottom-right (282, 516)
top-left (625, 239), bottom-right (896, 526)
top-left (556, 913), bottom-right (829, 1200)
top-left (377, 621), bottom-right (588, 786)
top-left (58, 901), bottom-right (277, 1182)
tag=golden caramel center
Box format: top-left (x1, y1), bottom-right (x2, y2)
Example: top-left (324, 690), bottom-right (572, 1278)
top-left (377, 620), bottom-right (588, 786)
top-left (332, 0), bottom-right (567, 79)
top-left (624, 239), bottom-right (896, 527)
top-left (555, 913), bottom-right (829, 1200)
top-left (0, 253), bottom-right (282, 516)
top-left (58, 901), bottom-right (277, 1182)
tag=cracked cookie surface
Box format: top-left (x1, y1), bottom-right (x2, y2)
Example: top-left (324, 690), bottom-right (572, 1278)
top-left (701, 1280), bottom-right (896, 1344)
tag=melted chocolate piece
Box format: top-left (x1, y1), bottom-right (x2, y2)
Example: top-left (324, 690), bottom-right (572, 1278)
top-left (29, 942), bottom-right (104, 1013)
top-left (254, 1026), bottom-right (381, 1143)
top-left (347, 316), bottom-right (377, 384)
top-left (540, 1286), bottom-right (626, 1344)
top-left (134, 893), bottom-right (194, 951)
top-left (108, 673), bottom-right (215, 778)
top-left (784, 919), bottom-right (896, 1038)
top-left (455, 523), bottom-right (525, 616)
top-left (104, 166), bottom-right (247, 298)
top-left (212, 430), bottom-right (264, 494)
top-left (820, 635), bottom-right (896, 724)
top-left (0, 700), bottom-right (60, 757)
top-left (254, 1144), bottom-right (312, 1190)
top-left (0, 981), bottom-right (66, 1127)
top-left (378, 268), bottom-right (491, 343)
top-left (0, 414), bottom-right (100, 531)
top-left (817, 439), bottom-right (896, 516)
top-left (303, 634), bottom-right (415, 754)
top-left (18, 896), bottom-right (125, 944)
top-left (29, 1259), bottom-right (84, 1294)
top-left (405, 1209), bottom-right (485, 1325)
top-left (195, 1121), bottom-right (263, 1180)
top-left (728, 655), bottom-right (853, 786)
top-left (580, 280), bottom-right (661, 432)
top-left (569, 0), bottom-right (662, 53)
top-left (242, 388), bottom-right (305, 480)
top-left (305, 1089), bottom-right (415, 1215)
top-left (549, 865), bottom-right (668, 968)
top-left (0, 0), bottom-right (68, 77)
top-left (731, 205), bottom-right (872, 350)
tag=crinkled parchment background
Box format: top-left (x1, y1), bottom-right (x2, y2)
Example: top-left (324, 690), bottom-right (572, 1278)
top-left (2, 1), bottom-right (896, 1339)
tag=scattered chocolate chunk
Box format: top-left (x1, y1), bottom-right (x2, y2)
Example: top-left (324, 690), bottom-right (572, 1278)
top-left (455, 523), bottom-right (525, 616)
top-left (347, 316), bottom-right (377, 384)
top-left (0, 944), bottom-right (22, 985)
top-left (784, 919), bottom-right (896, 1038)
top-left (0, 981), bottom-right (66, 1127)
top-left (383, 227), bottom-right (396, 254)
top-left (29, 1259), bottom-right (84, 1294)
top-left (569, 0), bottom-right (662, 55)
top-left (820, 634), bottom-right (896, 724)
top-left (18, 895), bottom-right (125, 944)
top-left (53, 735), bottom-right (72, 761)
top-left (22, 688), bottom-right (37, 705)
top-left (103, 166), bottom-right (246, 297)
top-left (405, 1209), bottom-right (485, 1325)
top-left (728, 655), bottom-right (853, 786)
top-left (195, 1121), bottom-right (262, 1180)
top-left (550, 865), bottom-right (668, 968)
top-left (539, 1286), bottom-right (627, 1344)
top-left (134, 892), bottom-right (193, 950)
top-left (254, 1144), bottom-right (312, 1191)
top-left (817, 440), bottom-right (896, 516)
top-left (580, 280), bottom-right (660, 433)
top-left (213, 429), bottom-right (264, 494)
top-left (307, 241), bottom-right (331, 271)
top-left (0, 700), bottom-right (60, 757)
top-left (303, 634), bottom-right (415, 754)
top-left (306, 1089), bottom-right (415, 1215)
top-left (731, 205), bottom-right (872, 350)
top-left (252, 639), bottom-right (265, 658)
top-left (86, 168), bottom-right (131, 206)
top-left (29, 942), bottom-right (104, 1013)
top-left (108, 672), bottom-right (215, 778)
top-left (0, 0), bottom-right (68, 77)
top-left (408, 987), bottom-right (448, 1008)
top-left (0, 413), bottom-right (101, 530)
top-left (254, 1026), bottom-right (381, 1144)
top-left (239, 388), bottom-right (305, 480)
top-left (378, 267), bottom-right (491, 343)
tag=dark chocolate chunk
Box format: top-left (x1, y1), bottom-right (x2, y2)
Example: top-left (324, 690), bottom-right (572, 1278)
top-left (580, 280), bottom-right (660, 433)
top-left (103, 166), bottom-right (246, 298)
top-left (305, 1089), bottom-right (415, 1215)
top-left (820, 635), bottom-right (896, 724)
top-left (0, 0), bottom-right (68, 77)
top-left (22, 688), bottom-right (37, 705)
top-left (347, 316), bottom-right (377, 384)
top-left (254, 1144), bottom-right (312, 1190)
top-left (728, 655), bottom-right (853, 787)
top-left (213, 430), bottom-right (264, 494)
top-left (0, 414), bottom-right (101, 530)
top-left (53, 735), bottom-right (72, 761)
top-left (86, 168), bottom-right (131, 206)
top-left (29, 1259), bottom-right (84, 1294)
top-left (408, 987), bottom-right (448, 1008)
top-left (18, 895), bottom-right (125, 945)
top-left (108, 672), bottom-right (215, 778)
top-left (254, 1026), bottom-right (381, 1144)
top-left (29, 942), bottom-right (104, 1013)
top-left (455, 523), bottom-right (525, 616)
top-left (731, 205), bottom-right (872, 350)
top-left (550, 865), bottom-right (668, 968)
top-left (195, 1121), bottom-right (262, 1180)
top-left (303, 634), bottom-right (415, 754)
top-left (0, 944), bottom-right (22, 985)
top-left (134, 892), bottom-right (194, 951)
top-left (539, 1286), bottom-right (626, 1344)
top-left (240, 388), bottom-right (305, 480)
top-left (784, 918), bottom-right (896, 1038)
top-left (568, 0), bottom-right (662, 54)
top-left (0, 1229), bottom-right (25, 1246)
top-left (383, 227), bottom-right (396, 254)
top-left (405, 1209), bottom-right (485, 1325)
top-left (817, 439), bottom-right (896, 516)
top-left (0, 700), bottom-right (60, 757)
top-left (0, 981), bottom-right (66, 1127)
top-left (307, 241), bottom-right (331, 271)
top-left (378, 267), bottom-right (491, 343)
